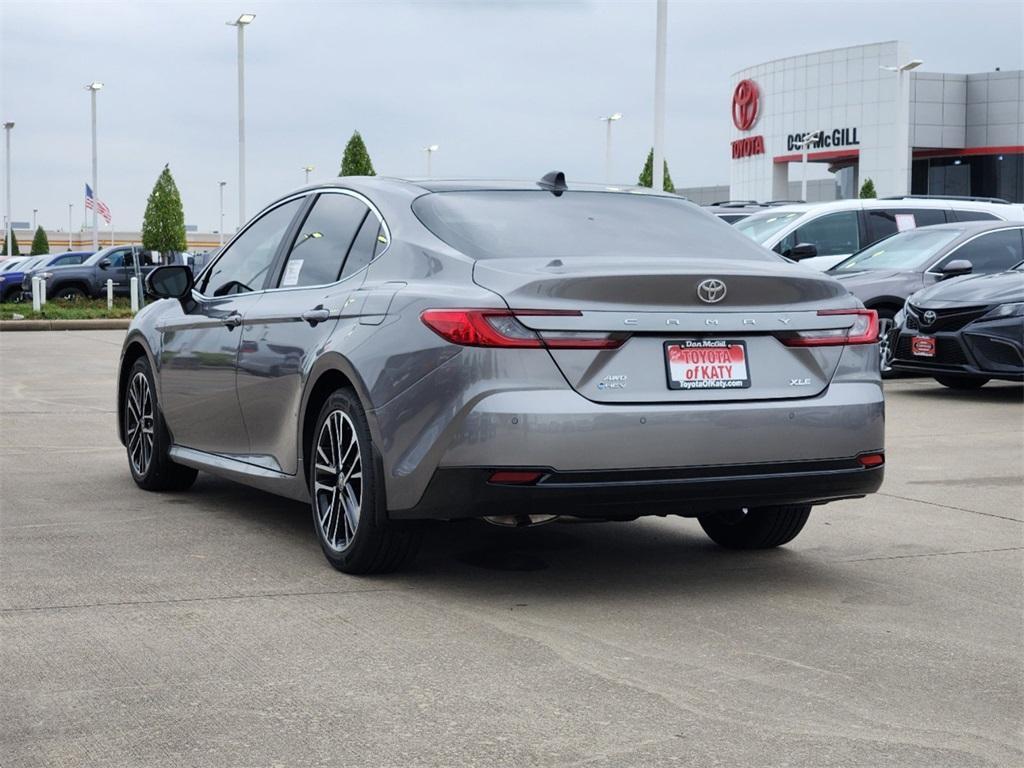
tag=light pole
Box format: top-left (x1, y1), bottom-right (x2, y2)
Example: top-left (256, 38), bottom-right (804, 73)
top-left (32, 208), bottom-right (37, 230)
top-left (3, 121), bottom-right (13, 258)
top-left (880, 59), bottom-right (923, 196)
top-left (227, 13), bottom-right (255, 227)
top-left (68, 203), bottom-right (73, 250)
top-left (599, 113), bottom-right (622, 183)
top-left (792, 130), bottom-right (822, 201)
top-left (301, 165), bottom-right (314, 184)
top-left (218, 181), bottom-right (227, 246)
top-left (84, 82), bottom-right (102, 250)
top-left (423, 145), bottom-right (439, 177)
top-left (652, 0), bottom-right (667, 192)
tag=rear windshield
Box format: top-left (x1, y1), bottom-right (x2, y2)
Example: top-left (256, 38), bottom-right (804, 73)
top-left (411, 190), bottom-right (774, 261)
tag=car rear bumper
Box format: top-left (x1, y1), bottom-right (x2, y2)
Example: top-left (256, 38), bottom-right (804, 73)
top-left (389, 458), bottom-right (885, 520)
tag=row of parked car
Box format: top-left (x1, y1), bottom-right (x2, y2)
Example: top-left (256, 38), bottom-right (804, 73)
top-left (0, 246), bottom-right (216, 303)
top-left (705, 194), bottom-right (1024, 388)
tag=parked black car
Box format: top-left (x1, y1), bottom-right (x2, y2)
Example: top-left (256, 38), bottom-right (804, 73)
top-left (23, 245), bottom-right (163, 300)
top-left (891, 260), bottom-right (1024, 388)
top-left (829, 221), bottom-right (1024, 371)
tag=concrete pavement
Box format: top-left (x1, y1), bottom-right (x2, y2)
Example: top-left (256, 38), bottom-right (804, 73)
top-left (1, 330), bottom-right (1022, 767)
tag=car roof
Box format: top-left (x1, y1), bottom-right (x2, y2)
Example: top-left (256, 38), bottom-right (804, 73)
top-left (292, 176), bottom-right (680, 197)
top-left (744, 197), bottom-right (1021, 217)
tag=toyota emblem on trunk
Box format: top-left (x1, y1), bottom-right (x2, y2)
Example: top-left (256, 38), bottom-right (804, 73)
top-left (697, 279), bottom-right (727, 304)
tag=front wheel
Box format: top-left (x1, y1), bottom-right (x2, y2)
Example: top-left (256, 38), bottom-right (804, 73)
top-left (698, 504), bottom-right (811, 549)
top-left (123, 357), bottom-right (198, 491)
top-left (55, 285), bottom-right (86, 301)
top-left (310, 389), bottom-right (421, 574)
top-left (934, 375), bottom-right (989, 390)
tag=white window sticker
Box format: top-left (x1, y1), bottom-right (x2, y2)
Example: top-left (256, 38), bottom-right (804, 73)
top-left (895, 214), bottom-right (917, 232)
top-left (281, 259), bottom-right (303, 286)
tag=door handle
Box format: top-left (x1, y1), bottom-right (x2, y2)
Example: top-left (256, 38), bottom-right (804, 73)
top-left (222, 312), bottom-right (243, 329)
top-left (301, 307), bottom-right (331, 327)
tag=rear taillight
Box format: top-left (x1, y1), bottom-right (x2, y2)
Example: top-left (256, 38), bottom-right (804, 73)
top-left (421, 309), bottom-right (627, 350)
top-left (777, 309), bottom-right (879, 347)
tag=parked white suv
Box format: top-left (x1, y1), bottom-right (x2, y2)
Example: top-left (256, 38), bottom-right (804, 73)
top-left (735, 196), bottom-right (1024, 271)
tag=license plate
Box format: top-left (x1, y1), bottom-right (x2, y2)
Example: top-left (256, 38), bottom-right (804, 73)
top-left (912, 336), bottom-right (936, 358)
top-left (665, 340), bottom-right (750, 390)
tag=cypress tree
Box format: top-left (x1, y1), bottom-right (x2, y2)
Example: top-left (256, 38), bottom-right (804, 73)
top-left (1, 230), bottom-right (20, 256)
top-left (637, 148), bottom-right (675, 193)
top-left (859, 178), bottom-right (877, 199)
top-left (142, 164), bottom-right (187, 254)
top-left (30, 226), bottom-right (50, 255)
top-left (339, 131), bottom-right (376, 177)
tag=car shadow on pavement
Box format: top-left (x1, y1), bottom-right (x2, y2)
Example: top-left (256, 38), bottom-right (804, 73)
top-left (896, 381), bottom-right (1023, 403)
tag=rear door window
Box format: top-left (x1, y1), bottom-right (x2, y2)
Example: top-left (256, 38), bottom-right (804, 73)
top-left (951, 209), bottom-right (999, 222)
top-left (865, 208), bottom-right (947, 243)
top-left (278, 193), bottom-right (369, 288)
top-left (340, 213), bottom-right (382, 280)
top-left (937, 228), bottom-right (1023, 273)
top-left (777, 211), bottom-right (860, 258)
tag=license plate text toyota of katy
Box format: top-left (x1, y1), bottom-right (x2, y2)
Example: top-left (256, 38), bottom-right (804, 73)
top-left (118, 174), bottom-right (884, 574)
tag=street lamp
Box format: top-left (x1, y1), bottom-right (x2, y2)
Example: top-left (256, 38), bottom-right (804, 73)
top-left (599, 113), bottom-right (622, 183)
top-left (880, 59), bottom-right (923, 196)
top-left (651, 0), bottom-right (667, 192)
top-left (32, 208), bottom-right (37, 230)
top-left (423, 145), bottom-right (439, 177)
top-left (218, 180), bottom-right (227, 246)
top-left (3, 121), bottom-right (13, 258)
top-left (68, 203), bottom-right (73, 251)
top-left (301, 165), bottom-right (314, 184)
top-left (791, 130), bottom-right (823, 201)
top-left (226, 13), bottom-right (255, 227)
top-left (84, 82), bottom-right (102, 250)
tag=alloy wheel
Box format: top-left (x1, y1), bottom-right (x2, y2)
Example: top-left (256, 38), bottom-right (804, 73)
top-left (125, 371), bottom-right (155, 476)
top-left (878, 317), bottom-right (895, 373)
top-left (314, 409), bottom-right (363, 552)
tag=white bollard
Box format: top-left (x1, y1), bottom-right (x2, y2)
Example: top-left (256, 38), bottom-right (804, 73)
top-left (106, 279), bottom-right (114, 310)
top-left (31, 277), bottom-right (41, 312)
top-left (40, 279), bottom-right (47, 306)
top-left (130, 276), bottom-right (139, 312)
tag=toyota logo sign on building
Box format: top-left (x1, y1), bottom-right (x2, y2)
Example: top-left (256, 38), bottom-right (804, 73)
top-left (732, 79), bottom-right (760, 131)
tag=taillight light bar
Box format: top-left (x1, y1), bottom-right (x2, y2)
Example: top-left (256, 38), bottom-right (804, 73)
top-left (777, 309), bottom-right (879, 347)
top-left (421, 309), bottom-right (627, 350)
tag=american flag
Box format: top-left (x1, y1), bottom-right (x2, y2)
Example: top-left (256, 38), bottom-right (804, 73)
top-left (85, 184), bottom-right (112, 225)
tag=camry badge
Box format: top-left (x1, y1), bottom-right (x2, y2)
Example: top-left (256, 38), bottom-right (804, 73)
top-left (696, 279), bottom-right (727, 304)
top-left (922, 310), bottom-right (936, 326)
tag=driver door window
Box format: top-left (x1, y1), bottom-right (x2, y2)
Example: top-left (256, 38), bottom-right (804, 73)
top-left (777, 211), bottom-right (861, 258)
top-left (199, 198), bottom-right (303, 296)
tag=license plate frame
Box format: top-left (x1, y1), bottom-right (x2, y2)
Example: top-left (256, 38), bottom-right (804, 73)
top-left (664, 339), bottom-right (751, 391)
top-left (911, 336), bottom-right (936, 358)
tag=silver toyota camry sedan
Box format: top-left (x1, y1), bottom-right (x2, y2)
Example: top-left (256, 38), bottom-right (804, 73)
top-left (117, 173), bottom-right (884, 573)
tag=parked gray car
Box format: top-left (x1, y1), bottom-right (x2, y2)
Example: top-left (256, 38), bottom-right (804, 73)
top-left (25, 244), bottom-right (161, 300)
top-left (117, 175), bottom-right (885, 573)
top-left (829, 221), bottom-right (1024, 371)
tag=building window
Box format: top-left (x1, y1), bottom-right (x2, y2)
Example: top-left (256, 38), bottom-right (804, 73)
top-left (911, 154), bottom-right (1023, 203)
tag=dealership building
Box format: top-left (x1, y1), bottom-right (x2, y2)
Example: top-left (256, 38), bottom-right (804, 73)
top-left (720, 41), bottom-right (1023, 204)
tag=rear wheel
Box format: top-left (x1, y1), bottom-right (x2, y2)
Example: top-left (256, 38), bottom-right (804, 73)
top-left (934, 375), bottom-right (989, 390)
top-left (124, 357), bottom-right (198, 491)
top-left (310, 389), bottom-right (421, 574)
top-left (698, 504), bottom-right (811, 549)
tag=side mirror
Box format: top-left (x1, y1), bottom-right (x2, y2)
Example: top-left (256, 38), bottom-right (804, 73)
top-left (146, 265), bottom-right (194, 302)
top-left (98, 258), bottom-right (111, 269)
top-left (789, 242), bottom-right (818, 260)
top-left (939, 259), bottom-right (973, 279)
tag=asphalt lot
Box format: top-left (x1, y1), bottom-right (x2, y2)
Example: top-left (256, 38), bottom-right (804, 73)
top-left (1, 329), bottom-right (1022, 768)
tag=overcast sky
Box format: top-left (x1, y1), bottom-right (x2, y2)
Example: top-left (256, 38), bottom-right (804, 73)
top-left (2, 0), bottom-right (1022, 233)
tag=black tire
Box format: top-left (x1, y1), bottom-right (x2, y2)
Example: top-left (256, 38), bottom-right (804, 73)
top-left (875, 308), bottom-right (898, 379)
top-left (309, 389), bottom-right (421, 574)
top-left (1, 286), bottom-right (21, 303)
top-left (55, 285), bottom-right (86, 301)
top-left (698, 504), bottom-right (811, 549)
top-left (934, 375), bottom-right (989, 390)
top-left (123, 357), bottom-right (198, 491)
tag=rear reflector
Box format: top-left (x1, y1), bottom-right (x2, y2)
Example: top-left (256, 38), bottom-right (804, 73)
top-left (488, 470), bottom-right (544, 485)
top-left (421, 309), bottom-right (626, 350)
top-left (778, 309), bottom-right (879, 347)
top-left (858, 453), bottom-right (885, 467)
